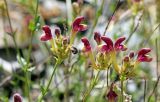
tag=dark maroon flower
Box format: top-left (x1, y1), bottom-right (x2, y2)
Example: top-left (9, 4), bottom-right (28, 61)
top-left (114, 37), bottom-right (127, 51)
top-left (81, 37), bottom-right (91, 52)
top-left (99, 45), bottom-right (109, 53)
top-left (137, 48), bottom-right (152, 62)
top-left (55, 28), bottom-right (61, 37)
top-left (129, 51), bottom-right (134, 59)
top-left (106, 84), bottom-right (118, 102)
top-left (72, 16), bottom-right (87, 32)
top-left (40, 25), bottom-right (52, 41)
top-left (13, 93), bottom-right (22, 102)
top-left (123, 56), bottom-right (129, 62)
top-left (94, 32), bottom-right (101, 45)
top-left (63, 37), bottom-right (69, 45)
top-left (101, 36), bottom-right (114, 51)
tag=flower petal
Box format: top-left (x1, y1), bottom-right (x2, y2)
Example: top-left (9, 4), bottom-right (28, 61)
top-left (101, 36), bottom-right (113, 51)
top-left (40, 25), bottom-right (52, 41)
top-left (81, 37), bottom-right (91, 52)
top-left (42, 25), bottom-right (52, 36)
top-left (137, 48), bottom-right (152, 62)
top-left (106, 84), bottom-right (117, 101)
top-left (72, 16), bottom-right (87, 32)
top-left (55, 28), bottom-right (61, 37)
top-left (129, 51), bottom-right (134, 59)
top-left (94, 32), bottom-right (101, 45)
top-left (114, 37), bottom-right (127, 51)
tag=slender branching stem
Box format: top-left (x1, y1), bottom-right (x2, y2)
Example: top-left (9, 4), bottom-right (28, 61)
top-left (121, 79), bottom-right (124, 102)
top-left (37, 60), bottom-right (59, 102)
top-left (82, 71), bottom-right (100, 102)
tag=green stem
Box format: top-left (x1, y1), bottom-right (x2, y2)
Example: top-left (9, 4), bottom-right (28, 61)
top-left (121, 79), bottom-right (124, 102)
top-left (82, 71), bottom-right (100, 102)
top-left (37, 60), bottom-right (59, 102)
top-left (4, 0), bottom-right (31, 101)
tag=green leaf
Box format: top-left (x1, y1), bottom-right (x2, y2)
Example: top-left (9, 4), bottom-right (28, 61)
top-left (40, 86), bottom-right (46, 95)
top-left (27, 66), bottom-right (36, 72)
top-left (16, 54), bottom-right (27, 67)
top-left (29, 20), bottom-right (35, 31)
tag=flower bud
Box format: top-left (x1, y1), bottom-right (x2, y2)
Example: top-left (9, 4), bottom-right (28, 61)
top-left (123, 56), bottom-right (129, 62)
top-left (55, 28), bottom-right (61, 38)
top-left (13, 93), bottom-right (22, 102)
top-left (63, 37), bottom-right (69, 45)
top-left (129, 51), bottom-right (134, 59)
top-left (106, 84), bottom-right (118, 102)
top-left (94, 32), bottom-right (101, 45)
top-left (81, 37), bottom-right (91, 52)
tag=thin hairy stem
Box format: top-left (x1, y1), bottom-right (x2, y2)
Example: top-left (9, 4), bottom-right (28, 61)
top-left (82, 71), bottom-right (100, 102)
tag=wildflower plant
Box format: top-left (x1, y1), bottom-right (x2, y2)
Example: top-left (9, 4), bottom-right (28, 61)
top-left (38, 16), bottom-right (87, 101)
top-left (81, 32), bottom-right (152, 101)
top-left (1, 0), bottom-right (157, 102)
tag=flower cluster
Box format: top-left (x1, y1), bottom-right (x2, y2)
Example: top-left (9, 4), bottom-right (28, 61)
top-left (40, 16), bottom-right (87, 60)
top-left (120, 48), bottom-right (152, 78)
top-left (81, 32), bottom-right (152, 77)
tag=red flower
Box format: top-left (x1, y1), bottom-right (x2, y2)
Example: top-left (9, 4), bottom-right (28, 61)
top-left (94, 32), bottom-right (101, 45)
top-left (40, 25), bottom-right (52, 41)
top-left (123, 56), bottom-right (129, 62)
top-left (129, 51), bottom-right (134, 59)
top-left (81, 37), bottom-right (91, 52)
top-left (101, 36), bottom-right (127, 53)
top-left (106, 84), bottom-right (118, 102)
top-left (101, 36), bottom-right (114, 52)
top-left (114, 37), bottom-right (127, 51)
top-left (72, 16), bottom-right (87, 32)
top-left (13, 93), bottom-right (22, 102)
top-left (55, 28), bottom-right (61, 37)
top-left (137, 48), bottom-right (152, 62)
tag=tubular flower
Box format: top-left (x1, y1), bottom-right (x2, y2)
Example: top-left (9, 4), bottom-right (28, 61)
top-left (55, 28), bottom-right (61, 38)
top-left (129, 51), bottom-right (134, 59)
top-left (40, 25), bottom-right (73, 60)
top-left (114, 37), bottom-right (127, 51)
top-left (40, 25), bottom-right (52, 41)
top-left (72, 16), bottom-right (87, 32)
top-left (101, 36), bottom-right (114, 52)
top-left (94, 32), bottom-right (101, 45)
top-left (13, 93), bottom-right (22, 102)
top-left (81, 37), bottom-right (91, 52)
top-left (70, 16), bottom-right (87, 44)
top-left (81, 37), bottom-right (96, 68)
top-left (137, 48), bottom-right (152, 62)
top-left (106, 84), bottom-right (118, 102)
top-left (120, 48), bottom-right (152, 78)
top-left (101, 36), bottom-right (127, 53)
